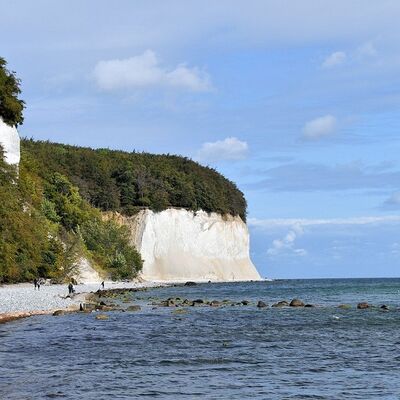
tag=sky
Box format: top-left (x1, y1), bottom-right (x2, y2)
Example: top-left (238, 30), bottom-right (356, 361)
top-left (1, 0), bottom-right (400, 278)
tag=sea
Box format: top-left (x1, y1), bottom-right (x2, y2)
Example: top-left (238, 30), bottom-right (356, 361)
top-left (1, 278), bottom-right (400, 399)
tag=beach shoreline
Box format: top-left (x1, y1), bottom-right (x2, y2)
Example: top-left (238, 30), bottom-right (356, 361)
top-left (0, 280), bottom-right (168, 324)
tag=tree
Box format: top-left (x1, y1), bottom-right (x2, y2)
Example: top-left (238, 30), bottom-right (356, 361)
top-left (0, 57), bottom-right (25, 126)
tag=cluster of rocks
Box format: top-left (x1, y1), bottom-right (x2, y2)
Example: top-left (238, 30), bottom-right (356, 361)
top-left (149, 297), bottom-right (317, 309)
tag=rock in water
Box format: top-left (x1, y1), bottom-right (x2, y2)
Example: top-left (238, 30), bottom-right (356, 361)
top-left (95, 314), bottom-right (109, 320)
top-left (357, 302), bottom-right (369, 309)
top-left (52, 310), bottom-right (65, 316)
top-left (257, 301), bottom-right (268, 308)
top-left (127, 305), bottom-right (141, 312)
top-left (184, 281), bottom-right (197, 286)
top-left (272, 301), bottom-right (289, 308)
top-left (290, 299), bottom-right (305, 307)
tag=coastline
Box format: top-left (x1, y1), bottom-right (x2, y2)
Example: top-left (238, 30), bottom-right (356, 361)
top-left (0, 280), bottom-right (166, 324)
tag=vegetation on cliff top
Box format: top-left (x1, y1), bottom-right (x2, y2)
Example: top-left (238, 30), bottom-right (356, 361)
top-left (0, 57), bottom-right (24, 126)
top-left (22, 140), bottom-right (247, 220)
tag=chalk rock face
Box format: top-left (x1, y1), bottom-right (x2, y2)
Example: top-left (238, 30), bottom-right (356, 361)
top-left (113, 208), bottom-right (261, 282)
top-left (73, 257), bottom-right (103, 284)
top-left (0, 118), bottom-right (20, 165)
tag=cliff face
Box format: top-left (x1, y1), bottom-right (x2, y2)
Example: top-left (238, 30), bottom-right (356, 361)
top-left (112, 208), bottom-right (261, 282)
top-left (0, 118), bottom-right (20, 165)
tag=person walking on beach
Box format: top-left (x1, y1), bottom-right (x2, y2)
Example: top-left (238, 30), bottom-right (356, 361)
top-left (33, 278), bottom-right (38, 290)
top-left (37, 281), bottom-right (41, 290)
top-left (101, 281), bottom-right (105, 290)
top-left (68, 282), bottom-right (74, 295)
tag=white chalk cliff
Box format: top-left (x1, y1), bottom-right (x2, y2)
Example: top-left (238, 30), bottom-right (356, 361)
top-left (0, 117), bottom-right (20, 165)
top-left (112, 208), bottom-right (261, 282)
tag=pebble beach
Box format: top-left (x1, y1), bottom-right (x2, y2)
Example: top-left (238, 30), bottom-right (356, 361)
top-left (0, 280), bottom-right (161, 317)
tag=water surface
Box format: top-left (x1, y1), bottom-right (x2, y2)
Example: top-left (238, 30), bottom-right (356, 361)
top-left (1, 278), bottom-right (400, 399)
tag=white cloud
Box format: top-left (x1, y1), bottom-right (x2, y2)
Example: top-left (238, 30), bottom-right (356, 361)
top-left (93, 50), bottom-right (211, 92)
top-left (267, 223), bottom-right (307, 257)
top-left (322, 51), bottom-right (346, 68)
top-left (303, 115), bottom-right (337, 139)
top-left (249, 215), bottom-right (400, 229)
top-left (197, 137), bottom-right (249, 162)
top-left (382, 192), bottom-right (400, 209)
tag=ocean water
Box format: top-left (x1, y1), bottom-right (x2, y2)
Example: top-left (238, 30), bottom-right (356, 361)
top-left (1, 278), bottom-right (400, 399)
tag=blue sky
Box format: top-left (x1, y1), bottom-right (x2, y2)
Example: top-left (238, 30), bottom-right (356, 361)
top-left (2, 0), bottom-right (400, 278)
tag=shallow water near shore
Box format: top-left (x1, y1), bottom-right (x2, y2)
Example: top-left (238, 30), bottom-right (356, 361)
top-left (1, 278), bottom-right (400, 399)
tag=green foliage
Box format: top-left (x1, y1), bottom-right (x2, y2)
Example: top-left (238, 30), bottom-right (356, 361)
top-left (0, 57), bottom-right (24, 126)
top-left (0, 146), bottom-right (142, 283)
top-left (80, 219), bottom-right (142, 280)
top-left (22, 140), bottom-right (248, 221)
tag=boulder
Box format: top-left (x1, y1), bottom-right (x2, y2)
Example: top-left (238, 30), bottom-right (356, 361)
top-left (95, 314), bottom-right (109, 320)
top-left (52, 310), bottom-right (65, 316)
top-left (357, 302), bottom-right (369, 309)
top-left (257, 301), bottom-right (268, 308)
top-left (210, 300), bottom-right (221, 307)
top-left (290, 299), bottom-right (305, 307)
top-left (338, 304), bottom-right (351, 309)
top-left (241, 300), bottom-right (250, 306)
top-left (193, 299), bottom-right (204, 304)
top-left (380, 304), bottom-right (389, 311)
top-left (304, 304), bottom-right (315, 308)
top-left (272, 301), bottom-right (289, 307)
top-left (127, 305), bottom-right (141, 312)
top-left (184, 281), bottom-right (197, 286)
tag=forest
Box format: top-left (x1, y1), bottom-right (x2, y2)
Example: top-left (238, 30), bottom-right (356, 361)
top-left (22, 140), bottom-right (247, 220)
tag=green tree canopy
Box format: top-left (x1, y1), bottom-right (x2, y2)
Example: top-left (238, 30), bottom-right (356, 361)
top-left (0, 57), bottom-right (24, 126)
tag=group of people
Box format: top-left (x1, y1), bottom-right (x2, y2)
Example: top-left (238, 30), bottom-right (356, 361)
top-left (33, 279), bottom-right (106, 295)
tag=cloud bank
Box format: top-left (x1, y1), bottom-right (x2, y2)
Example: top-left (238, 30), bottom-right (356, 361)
top-left (93, 50), bottom-right (211, 92)
top-left (197, 137), bottom-right (249, 162)
top-left (249, 215), bottom-right (400, 229)
top-left (246, 161), bottom-right (400, 192)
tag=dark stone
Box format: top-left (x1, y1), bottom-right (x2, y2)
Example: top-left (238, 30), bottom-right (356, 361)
top-left (257, 301), bottom-right (268, 308)
top-left (272, 300), bottom-right (289, 307)
top-left (338, 304), bottom-right (351, 309)
top-left (290, 299), bottom-right (305, 307)
top-left (127, 305), bottom-right (141, 312)
top-left (161, 299), bottom-right (175, 307)
top-left (357, 302), bottom-right (369, 309)
top-left (52, 310), bottom-right (65, 316)
top-left (380, 304), bottom-right (389, 311)
top-left (83, 303), bottom-right (97, 311)
top-left (241, 300), bottom-right (250, 306)
top-left (184, 281), bottom-right (197, 286)
top-left (210, 300), bottom-right (221, 307)
top-left (193, 299), bottom-right (204, 304)
top-left (99, 301), bottom-right (107, 306)
top-left (304, 304), bottom-right (315, 308)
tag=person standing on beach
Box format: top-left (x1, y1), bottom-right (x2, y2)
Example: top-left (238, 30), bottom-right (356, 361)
top-left (68, 282), bottom-right (74, 295)
top-left (33, 278), bottom-right (38, 290)
top-left (101, 281), bottom-right (105, 290)
top-left (37, 281), bottom-right (41, 290)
